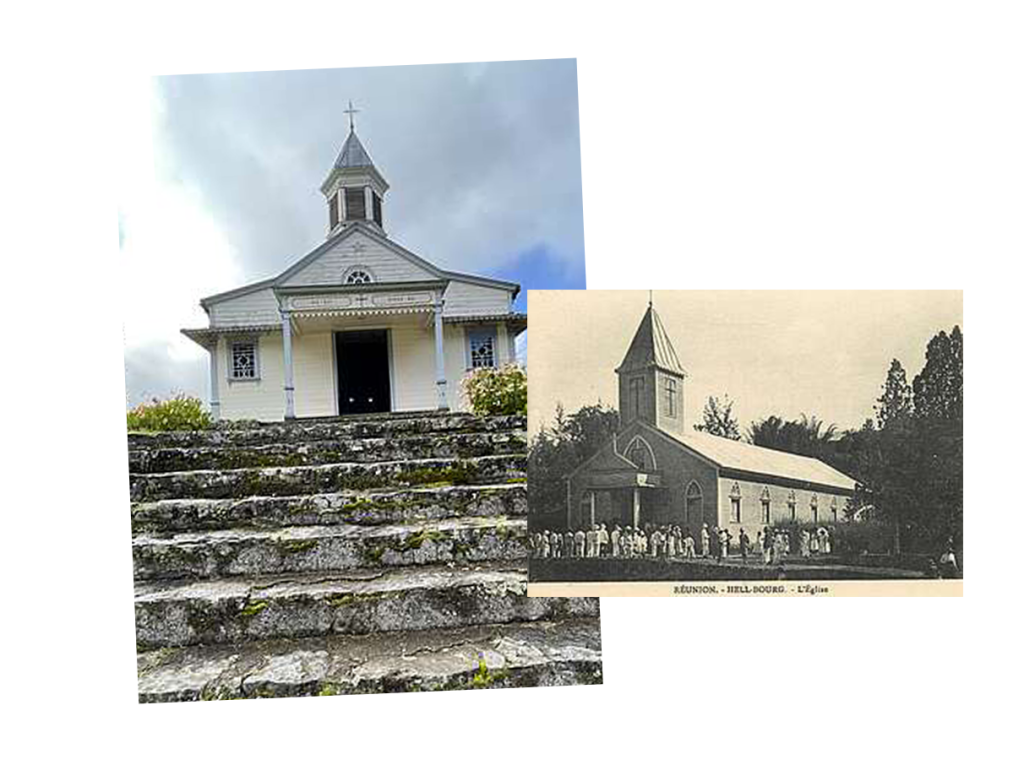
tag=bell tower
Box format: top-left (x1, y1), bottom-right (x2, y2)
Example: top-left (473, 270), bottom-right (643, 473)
top-left (615, 296), bottom-right (687, 438)
top-left (320, 101), bottom-right (389, 237)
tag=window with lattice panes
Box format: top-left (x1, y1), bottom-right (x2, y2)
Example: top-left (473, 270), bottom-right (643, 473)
top-left (469, 329), bottom-right (496, 368)
top-left (345, 269), bottom-right (372, 285)
top-left (230, 341), bottom-right (258, 380)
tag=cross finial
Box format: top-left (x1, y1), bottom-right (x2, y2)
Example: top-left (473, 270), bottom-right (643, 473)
top-left (649, 290), bottom-right (653, 309)
top-left (343, 100), bottom-right (360, 133)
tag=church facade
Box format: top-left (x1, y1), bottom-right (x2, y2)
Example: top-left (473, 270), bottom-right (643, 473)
top-left (183, 116), bottom-right (525, 421)
top-left (566, 304), bottom-right (858, 541)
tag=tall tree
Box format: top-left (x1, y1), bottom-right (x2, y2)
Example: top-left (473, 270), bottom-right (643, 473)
top-left (747, 413), bottom-right (839, 460)
top-left (913, 326), bottom-right (963, 421)
top-left (875, 359), bottom-right (913, 429)
top-left (693, 394), bottom-right (741, 440)
top-left (527, 402), bottom-right (620, 520)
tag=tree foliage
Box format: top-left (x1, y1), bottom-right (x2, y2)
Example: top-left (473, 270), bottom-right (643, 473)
top-left (693, 394), bottom-right (741, 440)
top-left (747, 413), bottom-right (839, 460)
top-left (841, 326), bottom-right (963, 557)
top-left (527, 403), bottom-right (620, 515)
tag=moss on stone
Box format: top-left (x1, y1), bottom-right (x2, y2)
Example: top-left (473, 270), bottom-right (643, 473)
top-left (279, 538), bottom-right (318, 555)
top-left (239, 600), bottom-right (269, 618)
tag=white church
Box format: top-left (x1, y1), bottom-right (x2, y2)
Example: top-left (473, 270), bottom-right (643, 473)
top-left (183, 110), bottom-right (526, 421)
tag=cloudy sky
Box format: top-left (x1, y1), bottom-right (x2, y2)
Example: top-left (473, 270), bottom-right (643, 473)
top-left (527, 290), bottom-right (964, 438)
top-left (117, 59), bottom-right (585, 407)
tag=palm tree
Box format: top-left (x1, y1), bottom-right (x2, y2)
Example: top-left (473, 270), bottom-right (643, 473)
top-left (747, 413), bottom-right (839, 459)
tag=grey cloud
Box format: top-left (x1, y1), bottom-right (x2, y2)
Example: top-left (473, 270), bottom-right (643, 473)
top-left (153, 59), bottom-right (583, 283)
top-left (125, 342), bottom-right (207, 408)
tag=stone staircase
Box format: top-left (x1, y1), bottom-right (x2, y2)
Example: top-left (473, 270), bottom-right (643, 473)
top-left (130, 412), bottom-right (601, 702)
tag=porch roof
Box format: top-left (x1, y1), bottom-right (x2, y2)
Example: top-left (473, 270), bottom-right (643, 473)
top-left (181, 324), bottom-right (280, 347)
top-left (444, 311), bottom-right (527, 334)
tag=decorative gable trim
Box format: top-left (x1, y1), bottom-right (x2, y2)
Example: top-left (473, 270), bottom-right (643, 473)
top-left (623, 435), bottom-right (658, 471)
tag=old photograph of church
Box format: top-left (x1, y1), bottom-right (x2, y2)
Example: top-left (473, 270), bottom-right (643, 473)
top-left (526, 290), bottom-right (963, 594)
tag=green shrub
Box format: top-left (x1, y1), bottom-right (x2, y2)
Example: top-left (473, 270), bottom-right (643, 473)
top-left (127, 395), bottom-right (213, 432)
top-left (461, 364), bottom-right (527, 416)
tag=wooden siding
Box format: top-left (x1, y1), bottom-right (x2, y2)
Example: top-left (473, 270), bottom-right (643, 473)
top-left (280, 230), bottom-right (434, 287)
top-left (208, 287), bottom-right (281, 328)
top-left (444, 279), bottom-right (512, 317)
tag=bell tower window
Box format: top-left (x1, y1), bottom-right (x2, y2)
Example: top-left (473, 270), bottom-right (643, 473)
top-left (372, 191), bottom-right (383, 227)
top-left (329, 194), bottom-right (340, 230)
top-left (344, 187), bottom-right (366, 220)
top-left (629, 377), bottom-right (644, 420)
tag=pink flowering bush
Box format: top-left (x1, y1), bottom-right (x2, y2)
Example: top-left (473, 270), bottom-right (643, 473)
top-left (127, 395), bottom-right (213, 432)
top-left (461, 364), bottom-right (527, 416)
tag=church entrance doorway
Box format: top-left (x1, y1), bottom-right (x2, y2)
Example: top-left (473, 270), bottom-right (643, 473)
top-left (335, 330), bottom-right (391, 415)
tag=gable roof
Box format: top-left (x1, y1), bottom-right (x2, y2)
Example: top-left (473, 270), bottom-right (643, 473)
top-left (660, 427), bottom-right (857, 492)
top-left (616, 305), bottom-right (686, 377)
top-left (200, 221), bottom-right (520, 307)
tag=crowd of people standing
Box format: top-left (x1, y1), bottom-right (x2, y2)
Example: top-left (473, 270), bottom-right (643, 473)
top-left (529, 522), bottom-right (836, 565)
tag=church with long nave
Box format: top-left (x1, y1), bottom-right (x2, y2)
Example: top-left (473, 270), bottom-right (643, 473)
top-left (566, 303), bottom-right (859, 541)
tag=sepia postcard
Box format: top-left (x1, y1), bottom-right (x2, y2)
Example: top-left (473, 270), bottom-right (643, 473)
top-left (526, 290), bottom-right (963, 597)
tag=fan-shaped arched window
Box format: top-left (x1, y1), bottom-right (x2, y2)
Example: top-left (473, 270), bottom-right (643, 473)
top-left (345, 269), bottom-right (372, 285)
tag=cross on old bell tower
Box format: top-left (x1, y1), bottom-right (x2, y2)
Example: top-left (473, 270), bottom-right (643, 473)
top-left (322, 100), bottom-right (389, 236)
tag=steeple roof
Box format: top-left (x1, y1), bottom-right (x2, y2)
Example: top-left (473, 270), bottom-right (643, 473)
top-left (333, 129), bottom-right (375, 170)
top-left (616, 305), bottom-right (686, 377)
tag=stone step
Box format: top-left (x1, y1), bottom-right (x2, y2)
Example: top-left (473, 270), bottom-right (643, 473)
top-left (129, 413), bottom-right (526, 450)
top-left (128, 430), bottom-right (526, 473)
top-left (134, 562), bottom-right (598, 650)
top-left (133, 516), bottom-right (528, 581)
top-left (137, 617), bottom-right (602, 702)
top-left (129, 454), bottom-right (527, 502)
top-left (131, 483), bottom-right (527, 534)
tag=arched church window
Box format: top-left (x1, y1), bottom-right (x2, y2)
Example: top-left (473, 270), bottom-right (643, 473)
top-left (831, 496), bottom-right (839, 523)
top-left (685, 481), bottom-right (704, 525)
top-left (760, 486), bottom-right (771, 524)
top-left (788, 489), bottom-right (797, 521)
top-left (665, 378), bottom-right (678, 418)
top-left (811, 494), bottom-right (819, 524)
top-left (629, 377), bottom-right (644, 419)
top-left (345, 269), bottom-right (372, 285)
top-left (625, 437), bottom-right (655, 471)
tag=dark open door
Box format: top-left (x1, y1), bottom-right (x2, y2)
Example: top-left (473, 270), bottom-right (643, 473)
top-left (336, 330), bottom-right (391, 415)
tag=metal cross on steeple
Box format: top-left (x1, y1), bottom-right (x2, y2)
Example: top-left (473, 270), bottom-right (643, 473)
top-left (343, 100), bottom-right (360, 132)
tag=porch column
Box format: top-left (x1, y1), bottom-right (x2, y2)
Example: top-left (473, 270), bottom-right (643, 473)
top-left (281, 309), bottom-right (296, 420)
top-left (433, 296), bottom-right (448, 410)
top-left (589, 491), bottom-right (596, 528)
top-left (208, 337), bottom-right (221, 421)
top-left (633, 487), bottom-right (641, 528)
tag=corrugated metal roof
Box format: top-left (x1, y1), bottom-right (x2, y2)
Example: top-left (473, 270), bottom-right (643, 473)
top-left (669, 430), bottom-right (857, 491)
top-left (617, 306), bottom-right (686, 376)
top-left (334, 130), bottom-right (375, 169)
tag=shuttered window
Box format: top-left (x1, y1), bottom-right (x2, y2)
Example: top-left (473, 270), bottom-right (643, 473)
top-left (329, 194), bottom-right (339, 229)
top-left (345, 187), bottom-right (366, 220)
top-left (372, 191), bottom-right (383, 227)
